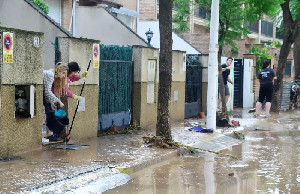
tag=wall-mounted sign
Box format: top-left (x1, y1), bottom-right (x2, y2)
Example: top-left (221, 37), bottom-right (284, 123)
top-left (77, 97), bottom-right (86, 112)
top-left (93, 44), bottom-right (100, 68)
top-left (154, 50), bottom-right (158, 58)
top-left (174, 90), bottom-right (179, 101)
top-left (33, 37), bottom-right (40, 47)
top-left (3, 32), bottom-right (13, 63)
top-left (183, 53), bottom-right (186, 72)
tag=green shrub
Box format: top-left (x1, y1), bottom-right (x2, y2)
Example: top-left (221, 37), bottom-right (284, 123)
top-left (29, 0), bottom-right (49, 14)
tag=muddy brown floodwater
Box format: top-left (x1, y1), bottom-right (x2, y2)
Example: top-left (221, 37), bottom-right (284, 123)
top-left (105, 111), bottom-right (300, 193)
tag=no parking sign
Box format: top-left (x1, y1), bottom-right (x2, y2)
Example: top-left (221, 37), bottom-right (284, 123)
top-left (93, 44), bottom-right (99, 68)
top-left (3, 32), bottom-right (13, 63)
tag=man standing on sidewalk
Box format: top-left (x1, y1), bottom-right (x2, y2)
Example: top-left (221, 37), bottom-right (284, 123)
top-left (218, 57), bottom-right (234, 109)
top-left (254, 60), bottom-right (277, 118)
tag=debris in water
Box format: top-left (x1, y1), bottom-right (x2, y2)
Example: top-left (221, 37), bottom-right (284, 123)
top-left (232, 131), bottom-right (245, 140)
top-left (231, 120), bottom-right (240, 127)
top-left (188, 126), bottom-right (213, 133)
top-left (142, 136), bottom-right (179, 149)
top-left (255, 128), bottom-right (270, 131)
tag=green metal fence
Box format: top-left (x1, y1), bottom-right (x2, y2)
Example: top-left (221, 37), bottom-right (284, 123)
top-left (99, 45), bottom-right (133, 115)
top-left (185, 54), bottom-right (202, 103)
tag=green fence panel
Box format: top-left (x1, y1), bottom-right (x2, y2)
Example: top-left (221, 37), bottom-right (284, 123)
top-left (99, 45), bottom-right (133, 115)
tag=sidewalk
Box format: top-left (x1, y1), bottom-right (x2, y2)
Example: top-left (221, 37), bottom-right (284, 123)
top-left (0, 110), bottom-right (253, 193)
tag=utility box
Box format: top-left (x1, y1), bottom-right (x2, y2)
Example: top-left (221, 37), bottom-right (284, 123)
top-left (15, 85), bottom-right (35, 118)
top-left (0, 27), bottom-right (44, 159)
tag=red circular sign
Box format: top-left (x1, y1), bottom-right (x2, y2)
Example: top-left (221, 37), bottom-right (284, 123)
top-left (93, 45), bottom-right (99, 58)
top-left (3, 33), bottom-right (13, 53)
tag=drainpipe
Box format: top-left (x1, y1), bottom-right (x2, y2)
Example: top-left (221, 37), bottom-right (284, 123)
top-left (72, 0), bottom-right (76, 37)
top-left (136, 0), bottom-right (139, 31)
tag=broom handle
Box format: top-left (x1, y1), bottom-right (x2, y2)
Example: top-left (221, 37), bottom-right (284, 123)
top-left (68, 60), bottom-right (92, 134)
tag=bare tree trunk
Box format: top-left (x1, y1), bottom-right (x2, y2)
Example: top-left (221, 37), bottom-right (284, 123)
top-left (156, 0), bottom-right (173, 140)
top-left (272, 0), bottom-right (300, 112)
top-left (272, 41), bottom-right (293, 112)
top-left (294, 32), bottom-right (300, 79)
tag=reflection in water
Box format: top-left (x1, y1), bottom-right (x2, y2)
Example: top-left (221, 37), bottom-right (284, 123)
top-left (204, 154), bottom-right (215, 194)
top-left (106, 116), bottom-right (300, 194)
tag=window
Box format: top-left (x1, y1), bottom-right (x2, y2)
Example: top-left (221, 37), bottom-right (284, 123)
top-left (276, 27), bottom-right (284, 39)
top-left (285, 61), bottom-right (291, 76)
top-left (248, 20), bottom-right (259, 33)
top-left (261, 20), bottom-right (273, 37)
top-left (194, 5), bottom-right (208, 19)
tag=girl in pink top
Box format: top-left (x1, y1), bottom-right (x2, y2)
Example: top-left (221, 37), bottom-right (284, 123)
top-left (66, 62), bottom-right (88, 101)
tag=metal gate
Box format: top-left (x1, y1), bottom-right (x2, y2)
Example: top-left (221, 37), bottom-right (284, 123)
top-left (98, 45), bottom-right (133, 133)
top-left (233, 59), bottom-right (244, 108)
top-left (184, 54), bottom-right (202, 118)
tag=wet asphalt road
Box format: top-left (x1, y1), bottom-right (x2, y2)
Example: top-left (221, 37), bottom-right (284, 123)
top-left (105, 111), bottom-right (300, 194)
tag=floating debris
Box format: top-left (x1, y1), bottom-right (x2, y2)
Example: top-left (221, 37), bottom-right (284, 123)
top-left (232, 131), bottom-right (245, 140)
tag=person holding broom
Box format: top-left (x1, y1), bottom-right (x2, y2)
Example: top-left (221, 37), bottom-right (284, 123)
top-left (43, 62), bottom-right (69, 140)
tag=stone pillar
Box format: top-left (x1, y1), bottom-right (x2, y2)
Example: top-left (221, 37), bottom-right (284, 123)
top-left (170, 50), bottom-right (186, 121)
top-left (58, 37), bottom-right (100, 140)
top-left (0, 27), bottom-right (44, 158)
top-left (132, 46), bottom-right (159, 131)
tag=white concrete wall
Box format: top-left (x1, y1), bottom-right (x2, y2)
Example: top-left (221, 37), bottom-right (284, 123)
top-left (75, 6), bottom-right (147, 46)
top-left (44, 0), bottom-right (61, 24)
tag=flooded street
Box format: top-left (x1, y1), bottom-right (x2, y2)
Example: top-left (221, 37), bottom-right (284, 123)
top-left (1, 110), bottom-right (300, 193)
top-left (106, 111), bottom-right (300, 193)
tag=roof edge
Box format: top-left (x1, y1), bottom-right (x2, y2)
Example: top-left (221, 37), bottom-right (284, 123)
top-left (24, 0), bottom-right (72, 38)
top-left (173, 31), bottom-right (202, 54)
top-left (104, 8), bottom-right (148, 46)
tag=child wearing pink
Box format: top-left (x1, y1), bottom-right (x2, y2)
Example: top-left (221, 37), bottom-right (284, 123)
top-left (66, 74), bottom-right (81, 98)
top-left (66, 62), bottom-right (88, 101)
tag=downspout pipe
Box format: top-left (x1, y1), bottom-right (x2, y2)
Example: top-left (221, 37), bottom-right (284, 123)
top-left (72, 0), bottom-right (76, 37)
top-left (136, 0), bottom-right (139, 31)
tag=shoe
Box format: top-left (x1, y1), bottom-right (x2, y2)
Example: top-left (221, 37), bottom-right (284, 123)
top-left (253, 114), bottom-right (259, 118)
top-left (248, 108), bottom-right (256, 113)
top-left (264, 114), bottom-right (271, 118)
top-left (48, 134), bottom-right (61, 141)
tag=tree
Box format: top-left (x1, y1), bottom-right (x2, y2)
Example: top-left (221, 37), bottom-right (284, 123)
top-left (291, 0), bottom-right (300, 79)
top-left (272, 0), bottom-right (300, 112)
top-left (295, 33), bottom-right (300, 79)
top-left (156, 0), bottom-right (173, 140)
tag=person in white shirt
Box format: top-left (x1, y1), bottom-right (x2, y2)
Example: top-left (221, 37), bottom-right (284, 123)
top-left (43, 62), bottom-right (68, 139)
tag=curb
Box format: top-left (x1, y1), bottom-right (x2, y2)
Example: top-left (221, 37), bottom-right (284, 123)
top-left (115, 149), bottom-right (179, 174)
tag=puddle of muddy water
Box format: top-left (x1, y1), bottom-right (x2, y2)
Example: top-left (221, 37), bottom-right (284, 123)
top-left (105, 127), bottom-right (300, 194)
